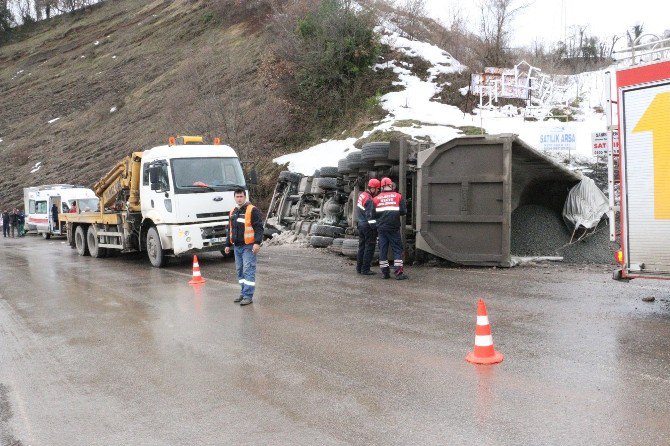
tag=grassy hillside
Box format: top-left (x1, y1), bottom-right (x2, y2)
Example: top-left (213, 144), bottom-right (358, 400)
top-left (0, 0), bottom-right (390, 209)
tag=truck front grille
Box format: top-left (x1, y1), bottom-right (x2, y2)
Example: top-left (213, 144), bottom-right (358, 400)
top-left (201, 225), bottom-right (227, 240)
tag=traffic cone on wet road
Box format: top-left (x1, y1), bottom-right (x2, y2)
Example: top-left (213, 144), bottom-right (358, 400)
top-left (465, 299), bottom-right (503, 365)
top-left (188, 255), bottom-right (206, 285)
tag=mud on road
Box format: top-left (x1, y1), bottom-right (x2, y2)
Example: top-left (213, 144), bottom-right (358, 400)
top-left (1, 235), bottom-right (670, 445)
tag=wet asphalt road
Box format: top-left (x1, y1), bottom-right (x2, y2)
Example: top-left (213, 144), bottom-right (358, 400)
top-left (2, 236), bottom-right (670, 445)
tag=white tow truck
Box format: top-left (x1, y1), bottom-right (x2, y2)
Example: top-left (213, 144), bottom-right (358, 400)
top-left (61, 136), bottom-right (254, 267)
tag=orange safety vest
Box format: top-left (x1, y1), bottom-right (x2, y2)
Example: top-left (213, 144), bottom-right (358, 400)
top-left (229, 204), bottom-right (256, 245)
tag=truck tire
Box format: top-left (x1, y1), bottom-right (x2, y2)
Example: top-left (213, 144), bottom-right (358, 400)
top-left (42, 232), bottom-right (51, 240)
top-left (341, 238), bottom-right (359, 258)
top-left (312, 169), bottom-right (321, 178)
top-left (338, 159), bottom-right (352, 174)
top-left (329, 237), bottom-right (345, 253)
top-left (87, 226), bottom-right (108, 258)
top-left (361, 142), bottom-right (391, 162)
top-left (346, 152), bottom-right (363, 169)
top-left (310, 235), bottom-right (334, 247)
top-left (75, 225), bottom-right (89, 256)
top-left (278, 171), bottom-right (301, 183)
top-left (312, 224), bottom-right (344, 238)
top-left (317, 177), bottom-right (338, 191)
top-left (320, 166), bottom-right (339, 178)
top-left (146, 226), bottom-right (165, 268)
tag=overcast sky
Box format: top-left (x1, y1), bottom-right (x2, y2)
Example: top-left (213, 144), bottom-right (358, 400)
top-left (425, 0), bottom-right (668, 47)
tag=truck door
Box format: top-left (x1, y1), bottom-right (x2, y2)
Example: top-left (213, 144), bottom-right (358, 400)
top-left (145, 160), bottom-right (171, 215)
top-left (417, 137), bottom-right (512, 266)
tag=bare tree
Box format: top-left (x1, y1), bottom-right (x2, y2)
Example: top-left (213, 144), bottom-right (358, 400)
top-left (626, 23), bottom-right (644, 46)
top-left (478, 0), bottom-right (530, 66)
top-left (398, 0), bottom-right (427, 39)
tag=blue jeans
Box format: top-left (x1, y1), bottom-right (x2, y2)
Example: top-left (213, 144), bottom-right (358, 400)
top-left (378, 229), bottom-right (404, 274)
top-left (234, 244), bottom-right (257, 299)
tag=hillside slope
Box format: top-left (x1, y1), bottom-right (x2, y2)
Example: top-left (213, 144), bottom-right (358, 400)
top-left (0, 0), bottom-right (292, 209)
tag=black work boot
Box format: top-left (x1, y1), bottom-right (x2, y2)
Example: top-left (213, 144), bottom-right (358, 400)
top-left (361, 270), bottom-right (375, 276)
top-left (240, 297), bottom-right (253, 306)
top-left (234, 295), bottom-right (244, 303)
top-left (395, 267), bottom-right (408, 280)
top-left (381, 267), bottom-right (391, 279)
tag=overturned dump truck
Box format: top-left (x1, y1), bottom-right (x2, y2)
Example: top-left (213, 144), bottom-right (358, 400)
top-left (266, 134), bottom-right (582, 267)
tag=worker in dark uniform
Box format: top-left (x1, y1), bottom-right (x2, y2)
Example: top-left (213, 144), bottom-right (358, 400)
top-left (373, 177), bottom-right (408, 280)
top-left (356, 178), bottom-right (380, 275)
top-left (2, 210), bottom-right (9, 237)
top-left (51, 203), bottom-right (59, 232)
top-left (224, 187), bottom-right (264, 306)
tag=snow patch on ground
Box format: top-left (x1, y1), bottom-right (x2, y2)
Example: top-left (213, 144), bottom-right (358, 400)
top-left (47, 117), bottom-right (60, 124)
top-left (275, 24), bottom-right (609, 173)
top-left (30, 162), bottom-right (42, 174)
top-left (274, 139), bottom-right (358, 175)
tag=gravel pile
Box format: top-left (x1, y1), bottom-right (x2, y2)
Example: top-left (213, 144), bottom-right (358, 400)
top-left (511, 204), bottom-right (616, 264)
top-left (264, 230), bottom-right (309, 247)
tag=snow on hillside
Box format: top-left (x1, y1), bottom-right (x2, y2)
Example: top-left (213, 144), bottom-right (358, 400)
top-left (275, 25), bottom-right (609, 174)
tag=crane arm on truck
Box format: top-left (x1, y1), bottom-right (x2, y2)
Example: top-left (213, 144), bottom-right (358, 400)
top-left (93, 153), bottom-right (143, 212)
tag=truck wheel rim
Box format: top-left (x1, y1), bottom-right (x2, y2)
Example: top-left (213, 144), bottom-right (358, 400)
top-left (148, 235), bottom-right (157, 258)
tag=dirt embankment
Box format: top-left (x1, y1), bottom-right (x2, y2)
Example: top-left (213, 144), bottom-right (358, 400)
top-left (0, 0), bottom-right (291, 210)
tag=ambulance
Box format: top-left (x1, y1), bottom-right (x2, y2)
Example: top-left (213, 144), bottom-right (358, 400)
top-left (23, 185), bottom-right (99, 239)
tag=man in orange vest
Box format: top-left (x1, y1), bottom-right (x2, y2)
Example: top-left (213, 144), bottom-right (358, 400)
top-left (224, 188), bottom-right (264, 306)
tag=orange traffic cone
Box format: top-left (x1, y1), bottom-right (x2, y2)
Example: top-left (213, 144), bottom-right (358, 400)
top-left (188, 255), bottom-right (206, 285)
top-left (465, 299), bottom-right (504, 365)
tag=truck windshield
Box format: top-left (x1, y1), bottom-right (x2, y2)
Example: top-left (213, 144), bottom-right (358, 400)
top-left (171, 157), bottom-right (246, 194)
top-left (78, 199), bottom-right (99, 212)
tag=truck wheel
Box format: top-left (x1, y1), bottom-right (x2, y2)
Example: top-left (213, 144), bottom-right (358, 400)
top-left (146, 226), bottom-right (165, 268)
top-left (361, 142), bottom-right (391, 162)
top-left (313, 224), bottom-right (344, 238)
top-left (341, 238), bottom-right (359, 258)
top-left (309, 235), bottom-right (334, 247)
top-left (42, 232), bottom-right (51, 240)
top-left (75, 226), bottom-right (89, 256)
top-left (87, 226), bottom-right (108, 258)
top-left (317, 177), bottom-right (338, 191)
top-left (319, 166), bottom-right (339, 178)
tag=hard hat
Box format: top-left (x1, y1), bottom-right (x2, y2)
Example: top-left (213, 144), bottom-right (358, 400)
top-left (380, 177), bottom-right (393, 188)
top-left (367, 178), bottom-right (381, 189)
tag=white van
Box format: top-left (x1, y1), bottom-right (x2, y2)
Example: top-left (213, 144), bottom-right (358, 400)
top-left (24, 185), bottom-right (99, 239)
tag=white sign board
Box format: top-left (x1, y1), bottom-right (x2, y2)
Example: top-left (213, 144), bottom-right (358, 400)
top-left (591, 131), bottom-right (620, 156)
top-left (539, 126), bottom-right (576, 152)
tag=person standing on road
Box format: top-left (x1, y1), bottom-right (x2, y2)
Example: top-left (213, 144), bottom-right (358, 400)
top-left (16, 208), bottom-right (25, 237)
top-left (357, 178), bottom-right (380, 275)
top-left (2, 210), bottom-right (9, 237)
top-left (8, 209), bottom-right (18, 238)
top-left (373, 177), bottom-right (408, 280)
top-left (224, 187), bottom-right (264, 306)
top-left (51, 203), bottom-right (59, 232)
